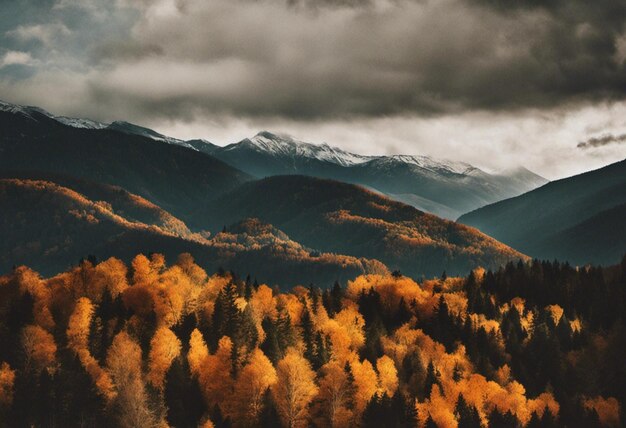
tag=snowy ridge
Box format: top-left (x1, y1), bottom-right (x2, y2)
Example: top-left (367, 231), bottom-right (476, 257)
top-left (0, 100), bottom-right (108, 129)
top-left (240, 131), bottom-right (483, 175)
top-left (56, 116), bottom-right (108, 129)
top-left (0, 100), bottom-right (197, 150)
top-left (239, 131), bottom-right (375, 167)
top-left (367, 154), bottom-right (478, 176)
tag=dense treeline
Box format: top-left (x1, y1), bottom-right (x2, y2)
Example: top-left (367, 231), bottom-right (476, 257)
top-left (0, 253), bottom-right (623, 427)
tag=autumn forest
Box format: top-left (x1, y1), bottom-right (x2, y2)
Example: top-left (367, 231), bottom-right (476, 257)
top-left (0, 94), bottom-right (625, 428)
top-left (0, 252), bottom-right (624, 428)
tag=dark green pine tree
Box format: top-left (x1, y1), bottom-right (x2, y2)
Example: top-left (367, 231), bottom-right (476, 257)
top-left (363, 316), bottom-right (386, 363)
top-left (394, 297), bottom-right (412, 328)
top-left (258, 389), bottom-right (281, 428)
top-left (331, 280), bottom-right (344, 315)
top-left (455, 394), bottom-right (481, 428)
top-left (344, 362), bottom-right (356, 411)
top-left (260, 317), bottom-right (282, 364)
top-left (424, 361), bottom-right (440, 397)
top-left (276, 309), bottom-right (296, 352)
top-left (401, 351), bottom-right (426, 400)
top-left (308, 285), bottom-right (321, 314)
top-left (424, 414), bottom-right (438, 428)
top-left (300, 307), bottom-right (316, 364)
top-left (313, 332), bottom-right (330, 370)
top-left (526, 412), bottom-right (542, 428)
top-left (244, 274), bottom-right (253, 300)
top-left (452, 362), bottom-right (463, 382)
top-left (540, 409), bottom-right (558, 428)
top-left (362, 393), bottom-right (384, 428)
top-left (165, 356), bottom-right (206, 428)
top-left (487, 408), bottom-right (518, 428)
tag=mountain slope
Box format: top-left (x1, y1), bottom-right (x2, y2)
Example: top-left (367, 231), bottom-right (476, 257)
top-left (0, 179), bottom-right (386, 285)
top-left (207, 131), bottom-right (548, 219)
top-left (0, 170), bottom-right (194, 238)
top-left (206, 175), bottom-right (527, 277)
top-left (458, 159), bottom-right (626, 265)
top-left (0, 101), bottom-right (251, 228)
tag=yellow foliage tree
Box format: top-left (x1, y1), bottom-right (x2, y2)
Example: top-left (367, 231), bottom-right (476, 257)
top-left (0, 362), bottom-right (15, 407)
top-left (21, 324), bottom-right (56, 372)
top-left (350, 358), bottom-right (379, 416)
top-left (230, 348), bottom-right (277, 425)
top-left (376, 355), bottom-right (399, 397)
top-left (15, 266), bottom-right (54, 331)
top-left (147, 327), bottom-right (182, 391)
top-left (107, 331), bottom-right (156, 428)
top-left (188, 328), bottom-right (209, 376)
top-left (197, 336), bottom-right (234, 413)
top-left (272, 348), bottom-right (318, 428)
top-left (314, 361), bottom-right (354, 428)
top-left (95, 257), bottom-right (129, 298)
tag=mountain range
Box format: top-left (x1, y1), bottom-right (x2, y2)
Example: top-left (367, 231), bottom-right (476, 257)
top-left (193, 131), bottom-right (548, 220)
top-left (0, 101), bottom-right (547, 219)
top-left (458, 159), bottom-right (626, 265)
top-left (0, 100), bottom-right (532, 284)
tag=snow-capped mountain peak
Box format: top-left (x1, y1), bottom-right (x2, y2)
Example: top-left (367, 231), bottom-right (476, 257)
top-left (238, 131), bottom-right (373, 166)
top-left (234, 131), bottom-right (487, 175)
top-left (0, 100), bottom-right (108, 129)
top-left (55, 116), bottom-right (108, 129)
top-left (379, 154), bottom-right (479, 175)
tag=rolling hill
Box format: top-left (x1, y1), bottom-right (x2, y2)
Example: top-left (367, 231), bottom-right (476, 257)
top-left (458, 158), bottom-right (626, 265)
top-left (205, 175), bottom-right (527, 278)
top-left (0, 178), bottom-right (386, 286)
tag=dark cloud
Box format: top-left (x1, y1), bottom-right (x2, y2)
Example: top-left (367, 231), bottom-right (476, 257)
top-left (577, 133), bottom-right (626, 149)
top-left (1, 0), bottom-right (626, 122)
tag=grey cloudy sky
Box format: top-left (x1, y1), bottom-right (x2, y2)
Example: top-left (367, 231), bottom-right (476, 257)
top-left (1, 0), bottom-right (626, 179)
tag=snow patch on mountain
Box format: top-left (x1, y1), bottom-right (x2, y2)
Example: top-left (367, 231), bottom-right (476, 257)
top-left (55, 116), bottom-right (108, 129)
top-left (240, 131), bottom-right (375, 166)
top-left (367, 154), bottom-right (479, 176)
top-left (0, 100), bottom-right (108, 129)
top-left (0, 100), bottom-right (198, 150)
top-left (106, 121), bottom-right (202, 151)
top-left (237, 131), bottom-right (490, 176)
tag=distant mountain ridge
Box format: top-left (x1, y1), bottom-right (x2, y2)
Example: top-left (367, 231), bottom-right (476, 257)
top-left (458, 159), bottom-right (626, 265)
top-left (0, 100), bottom-right (547, 219)
top-left (204, 175), bottom-right (528, 278)
top-left (0, 100), bottom-right (251, 229)
top-left (199, 131), bottom-right (548, 219)
top-left (0, 178), bottom-right (386, 285)
top-left (0, 99), bottom-right (529, 282)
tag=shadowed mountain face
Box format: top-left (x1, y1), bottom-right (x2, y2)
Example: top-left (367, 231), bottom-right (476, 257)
top-left (458, 159), bottom-right (626, 265)
top-left (0, 101), bottom-right (526, 282)
top-left (205, 175), bottom-right (527, 278)
top-left (0, 179), bottom-right (386, 286)
top-left (0, 103), bottom-right (251, 229)
top-left (199, 131), bottom-right (548, 219)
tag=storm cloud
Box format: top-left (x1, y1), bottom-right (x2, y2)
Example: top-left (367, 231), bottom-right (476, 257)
top-left (0, 0), bottom-right (625, 178)
top-left (1, 0), bottom-right (626, 120)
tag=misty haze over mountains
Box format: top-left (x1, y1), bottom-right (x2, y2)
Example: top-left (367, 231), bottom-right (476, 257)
top-left (0, 101), bottom-right (547, 220)
top-left (1, 99), bottom-right (623, 277)
top-left (195, 131), bottom-right (548, 220)
top-left (0, 100), bottom-right (527, 281)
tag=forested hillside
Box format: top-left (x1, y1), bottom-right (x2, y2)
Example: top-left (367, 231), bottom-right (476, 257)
top-left (0, 179), bottom-right (385, 285)
top-left (0, 253), bottom-right (623, 427)
top-left (458, 159), bottom-right (626, 265)
top-left (207, 175), bottom-right (526, 278)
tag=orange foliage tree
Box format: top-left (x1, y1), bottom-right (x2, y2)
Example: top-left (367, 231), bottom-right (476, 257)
top-left (272, 348), bottom-right (319, 428)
